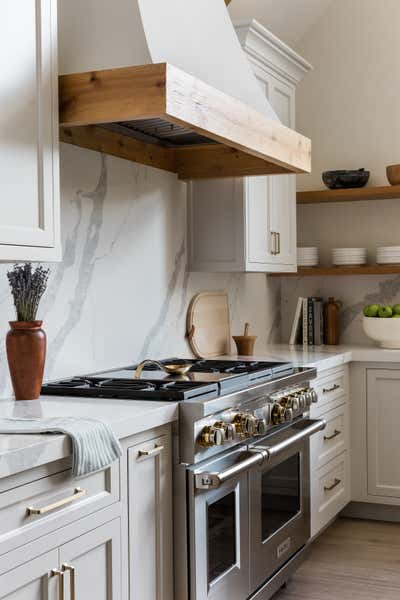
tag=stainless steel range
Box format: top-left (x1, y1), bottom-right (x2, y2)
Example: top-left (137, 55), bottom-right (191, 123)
top-left (42, 357), bottom-right (325, 600)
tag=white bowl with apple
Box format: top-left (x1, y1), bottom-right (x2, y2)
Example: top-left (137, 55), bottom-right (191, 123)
top-left (362, 303), bottom-right (400, 348)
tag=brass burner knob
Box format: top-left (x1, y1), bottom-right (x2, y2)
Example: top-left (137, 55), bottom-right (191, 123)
top-left (232, 413), bottom-right (256, 436)
top-left (271, 403), bottom-right (286, 425)
top-left (255, 418), bottom-right (268, 435)
top-left (214, 421), bottom-right (235, 442)
top-left (285, 408), bottom-right (294, 422)
top-left (198, 425), bottom-right (225, 448)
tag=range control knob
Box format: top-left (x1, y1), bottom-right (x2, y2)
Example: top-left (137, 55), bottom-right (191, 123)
top-left (280, 395), bottom-right (299, 411)
top-left (304, 390), bottom-right (313, 407)
top-left (310, 388), bottom-right (318, 403)
top-left (297, 393), bottom-right (306, 409)
top-left (198, 425), bottom-right (224, 448)
top-left (255, 418), bottom-right (268, 435)
top-left (232, 413), bottom-right (256, 436)
top-left (285, 408), bottom-right (294, 422)
top-left (214, 421), bottom-right (235, 442)
top-left (271, 403), bottom-right (286, 425)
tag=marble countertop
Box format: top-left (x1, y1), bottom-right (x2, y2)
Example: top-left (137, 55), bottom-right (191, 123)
top-left (227, 343), bottom-right (400, 372)
top-left (0, 396), bottom-right (178, 480)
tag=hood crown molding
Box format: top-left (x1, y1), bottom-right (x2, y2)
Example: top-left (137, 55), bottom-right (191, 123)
top-left (235, 19), bottom-right (313, 86)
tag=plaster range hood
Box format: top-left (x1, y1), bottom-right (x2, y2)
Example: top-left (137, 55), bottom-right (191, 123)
top-left (59, 0), bottom-right (311, 180)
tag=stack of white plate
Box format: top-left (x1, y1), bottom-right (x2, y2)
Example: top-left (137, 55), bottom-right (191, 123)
top-left (332, 248), bottom-right (367, 266)
top-left (376, 246), bottom-right (400, 264)
top-left (297, 247), bottom-right (319, 267)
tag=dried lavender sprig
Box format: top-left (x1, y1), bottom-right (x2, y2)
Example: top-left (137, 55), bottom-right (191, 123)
top-left (7, 263), bottom-right (50, 321)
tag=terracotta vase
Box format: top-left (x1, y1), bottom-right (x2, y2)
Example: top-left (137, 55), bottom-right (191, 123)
top-left (6, 320), bottom-right (46, 400)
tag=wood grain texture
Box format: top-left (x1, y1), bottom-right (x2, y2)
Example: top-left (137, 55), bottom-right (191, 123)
top-left (175, 144), bottom-right (290, 179)
top-left (271, 265), bottom-right (400, 277)
top-left (297, 185), bottom-right (400, 204)
top-left (59, 62), bottom-right (311, 177)
top-left (275, 518), bottom-right (400, 600)
top-left (60, 125), bottom-right (176, 173)
top-left (186, 291), bottom-right (231, 358)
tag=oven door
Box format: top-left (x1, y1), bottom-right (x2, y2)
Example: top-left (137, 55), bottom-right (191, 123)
top-left (250, 420), bottom-right (315, 589)
top-left (188, 447), bottom-right (250, 600)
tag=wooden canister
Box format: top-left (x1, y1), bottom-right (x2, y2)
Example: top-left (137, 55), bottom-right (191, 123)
top-left (324, 298), bottom-right (342, 345)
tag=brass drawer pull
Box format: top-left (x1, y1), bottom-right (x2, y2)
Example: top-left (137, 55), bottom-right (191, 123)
top-left (324, 478), bottom-right (341, 492)
top-left (276, 231), bottom-right (281, 255)
top-left (51, 569), bottom-right (66, 600)
top-left (27, 487), bottom-right (87, 516)
top-left (138, 444), bottom-right (164, 459)
top-left (322, 383), bottom-right (340, 393)
top-left (62, 564), bottom-right (76, 600)
top-left (323, 429), bottom-right (341, 441)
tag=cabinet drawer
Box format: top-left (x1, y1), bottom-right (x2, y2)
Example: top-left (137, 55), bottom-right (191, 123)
top-left (0, 462), bottom-right (119, 555)
top-left (311, 451), bottom-right (350, 538)
top-left (311, 367), bottom-right (349, 417)
top-left (311, 404), bottom-right (349, 470)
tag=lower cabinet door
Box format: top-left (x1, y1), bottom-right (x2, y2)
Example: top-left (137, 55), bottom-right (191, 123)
top-left (0, 549), bottom-right (58, 600)
top-left (59, 519), bottom-right (121, 600)
top-left (128, 433), bottom-right (173, 600)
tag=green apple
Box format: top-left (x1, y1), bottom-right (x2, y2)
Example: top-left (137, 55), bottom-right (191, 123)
top-left (392, 304), bottom-right (400, 315)
top-left (378, 305), bottom-right (393, 318)
top-left (363, 304), bottom-right (380, 317)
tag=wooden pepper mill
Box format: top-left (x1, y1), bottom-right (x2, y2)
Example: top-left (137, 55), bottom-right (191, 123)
top-left (233, 322), bottom-right (257, 356)
top-left (324, 297), bottom-right (342, 345)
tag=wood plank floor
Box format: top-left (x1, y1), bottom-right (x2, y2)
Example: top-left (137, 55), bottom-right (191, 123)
top-left (274, 518), bottom-right (400, 600)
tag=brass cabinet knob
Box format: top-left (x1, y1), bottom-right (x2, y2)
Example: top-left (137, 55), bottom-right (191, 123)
top-left (198, 425), bottom-right (225, 448)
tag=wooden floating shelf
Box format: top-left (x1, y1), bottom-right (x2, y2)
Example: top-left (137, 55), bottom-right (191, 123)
top-left (59, 62), bottom-right (311, 180)
top-left (297, 185), bottom-right (400, 204)
top-left (272, 265), bottom-right (400, 277)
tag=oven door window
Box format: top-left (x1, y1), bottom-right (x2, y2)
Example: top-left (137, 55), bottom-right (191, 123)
top-left (207, 491), bottom-right (237, 583)
top-left (261, 453), bottom-right (301, 541)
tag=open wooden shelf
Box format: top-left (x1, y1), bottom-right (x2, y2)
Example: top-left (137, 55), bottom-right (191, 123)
top-left (272, 265), bottom-right (400, 277)
top-left (297, 185), bottom-right (400, 204)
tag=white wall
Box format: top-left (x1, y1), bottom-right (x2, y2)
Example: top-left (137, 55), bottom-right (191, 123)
top-left (281, 0), bottom-right (400, 345)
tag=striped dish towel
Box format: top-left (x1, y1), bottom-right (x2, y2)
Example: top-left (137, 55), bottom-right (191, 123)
top-left (0, 417), bottom-right (122, 477)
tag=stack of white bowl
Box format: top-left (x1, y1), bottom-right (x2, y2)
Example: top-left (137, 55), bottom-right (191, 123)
top-left (376, 246), bottom-right (400, 264)
top-left (297, 247), bottom-right (319, 267)
top-left (332, 247), bottom-right (367, 266)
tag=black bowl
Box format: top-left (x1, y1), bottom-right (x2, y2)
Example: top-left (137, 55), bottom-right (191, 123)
top-left (322, 169), bottom-right (370, 190)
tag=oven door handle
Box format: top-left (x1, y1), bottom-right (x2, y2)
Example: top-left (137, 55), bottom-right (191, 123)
top-left (195, 419), bottom-right (326, 490)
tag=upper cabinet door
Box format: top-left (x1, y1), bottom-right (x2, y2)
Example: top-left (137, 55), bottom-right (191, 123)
top-left (0, 0), bottom-right (61, 261)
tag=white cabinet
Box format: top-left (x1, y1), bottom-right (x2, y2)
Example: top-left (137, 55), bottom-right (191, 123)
top-left (1, 0), bottom-right (61, 261)
top-left (59, 519), bottom-right (121, 600)
top-left (187, 20), bottom-right (311, 273)
top-left (127, 431), bottom-right (173, 600)
top-left (0, 550), bottom-right (58, 600)
top-left (309, 365), bottom-right (351, 537)
top-left (367, 369), bottom-right (400, 498)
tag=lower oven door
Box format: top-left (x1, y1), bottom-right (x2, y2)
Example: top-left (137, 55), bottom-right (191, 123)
top-left (188, 447), bottom-right (250, 600)
top-left (250, 420), bottom-right (314, 590)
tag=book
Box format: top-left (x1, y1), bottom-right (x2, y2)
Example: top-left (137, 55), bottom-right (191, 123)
top-left (307, 298), bottom-right (314, 345)
top-left (312, 297), bottom-right (324, 345)
top-left (302, 298), bottom-right (309, 346)
top-left (289, 297), bottom-right (304, 345)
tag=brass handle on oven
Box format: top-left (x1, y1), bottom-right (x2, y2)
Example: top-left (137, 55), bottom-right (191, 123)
top-left (27, 487), bottom-right (87, 516)
top-left (138, 444), bottom-right (164, 459)
top-left (324, 429), bottom-right (341, 441)
top-left (324, 478), bottom-right (341, 492)
top-left (51, 569), bottom-right (66, 600)
top-left (322, 383), bottom-right (340, 393)
top-left (62, 564), bottom-right (76, 600)
top-left (195, 419), bottom-right (326, 490)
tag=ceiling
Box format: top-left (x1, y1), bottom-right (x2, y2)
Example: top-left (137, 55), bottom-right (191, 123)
top-left (228, 0), bottom-right (334, 47)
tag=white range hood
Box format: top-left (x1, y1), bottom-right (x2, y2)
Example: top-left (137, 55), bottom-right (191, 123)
top-left (58, 0), bottom-right (311, 179)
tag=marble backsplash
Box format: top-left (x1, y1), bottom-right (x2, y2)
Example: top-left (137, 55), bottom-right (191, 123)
top-left (0, 144), bottom-right (281, 398)
top-left (281, 274), bottom-right (400, 345)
